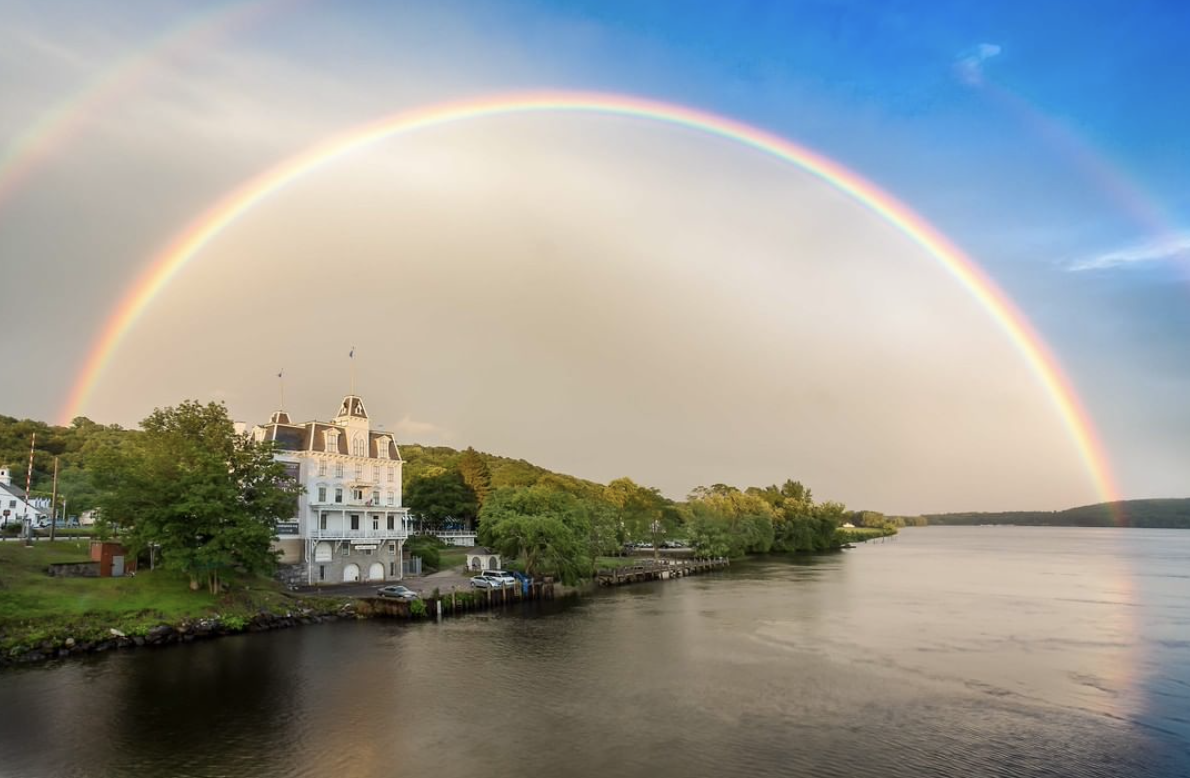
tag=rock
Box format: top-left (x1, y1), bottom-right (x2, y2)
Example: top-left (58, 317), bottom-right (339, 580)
top-left (110, 628), bottom-right (126, 638)
top-left (146, 625), bottom-right (173, 643)
top-left (133, 636), bottom-right (145, 646)
top-left (64, 637), bottom-right (75, 648)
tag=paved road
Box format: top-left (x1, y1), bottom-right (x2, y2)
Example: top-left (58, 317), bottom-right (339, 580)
top-left (295, 567), bottom-right (480, 599)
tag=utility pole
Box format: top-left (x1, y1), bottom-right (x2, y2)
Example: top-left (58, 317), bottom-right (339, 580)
top-left (49, 456), bottom-right (59, 542)
top-left (23, 433), bottom-right (35, 547)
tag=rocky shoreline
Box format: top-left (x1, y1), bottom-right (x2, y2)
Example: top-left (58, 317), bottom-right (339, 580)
top-left (1, 603), bottom-right (359, 667)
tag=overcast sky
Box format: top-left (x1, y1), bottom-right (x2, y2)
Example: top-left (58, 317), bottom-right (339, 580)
top-left (1, 0), bottom-right (1186, 513)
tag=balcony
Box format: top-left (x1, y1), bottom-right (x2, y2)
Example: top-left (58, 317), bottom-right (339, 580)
top-left (309, 527), bottom-right (408, 541)
top-left (309, 497), bottom-right (405, 510)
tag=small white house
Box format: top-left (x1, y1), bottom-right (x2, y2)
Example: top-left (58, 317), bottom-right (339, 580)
top-left (0, 466), bottom-right (48, 527)
top-left (465, 547), bottom-right (502, 571)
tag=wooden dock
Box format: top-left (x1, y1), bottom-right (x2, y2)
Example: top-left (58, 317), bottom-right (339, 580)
top-left (358, 577), bottom-right (555, 620)
top-left (595, 557), bottom-right (729, 587)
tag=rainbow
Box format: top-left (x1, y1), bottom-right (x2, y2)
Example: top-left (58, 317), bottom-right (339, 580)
top-left (60, 90), bottom-right (1122, 508)
top-left (0, 0), bottom-right (296, 210)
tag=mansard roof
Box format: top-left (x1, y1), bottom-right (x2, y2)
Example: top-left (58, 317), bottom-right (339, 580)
top-left (336, 395), bottom-right (368, 420)
top-left (254, 413), bottom-right (400, 460)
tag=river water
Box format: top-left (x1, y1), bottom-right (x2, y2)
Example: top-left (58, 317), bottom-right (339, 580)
top-left (1, 527), bottom-right (1188, 777)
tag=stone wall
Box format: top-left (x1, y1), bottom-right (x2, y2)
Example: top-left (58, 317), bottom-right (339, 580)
top-left (275, 563), bottom-right (308, 589)
top-left (47, 561), bottom-right (100, 578)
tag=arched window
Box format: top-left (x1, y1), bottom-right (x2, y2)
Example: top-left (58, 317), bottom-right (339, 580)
top-left (352, 435), bottom-right (366, 457)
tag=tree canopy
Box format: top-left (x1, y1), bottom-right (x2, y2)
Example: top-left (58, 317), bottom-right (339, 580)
top-left (404, 465), bottom-right (478, 531)
top-left (92, 401), bottom-right (300, 593)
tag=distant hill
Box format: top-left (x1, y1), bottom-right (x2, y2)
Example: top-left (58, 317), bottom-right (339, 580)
top-left (925, 498), bottom-right (1190, 529)
top-left (399, 443), bottom-right (602, 494)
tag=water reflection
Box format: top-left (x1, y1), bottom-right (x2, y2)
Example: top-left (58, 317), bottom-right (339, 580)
top-left (0, 527), bottom-right (1186, 777)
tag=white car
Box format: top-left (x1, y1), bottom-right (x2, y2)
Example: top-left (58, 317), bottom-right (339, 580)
top-left (480, 570), bottom-right (517, 585)
top-left (470, 575), bottom-right (500, 589)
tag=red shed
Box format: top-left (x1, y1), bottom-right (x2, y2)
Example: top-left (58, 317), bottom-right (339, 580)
top-left (90, 541), bottom-right (136, 577)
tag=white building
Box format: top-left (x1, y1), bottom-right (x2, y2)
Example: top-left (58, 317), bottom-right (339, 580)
top-left (0, 466), bottom-right (48, 527)
top-left (250, 393), bottom-right (410, 586)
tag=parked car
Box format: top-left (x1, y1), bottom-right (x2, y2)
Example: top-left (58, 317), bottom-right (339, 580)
top-left (480, 570), bottom-right (517, 585)
top-left (376, 585), bottom-right (419, 600)
top-left (470, 575), bottom-right (500, 589)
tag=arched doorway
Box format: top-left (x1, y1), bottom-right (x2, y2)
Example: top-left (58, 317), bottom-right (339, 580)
top-left (368, 562), bottom-right (384, 581)
top-left (343, 563), bottom-right (360, 583)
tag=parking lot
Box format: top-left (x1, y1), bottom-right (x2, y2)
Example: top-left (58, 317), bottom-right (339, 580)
top-left (295, 566), bottom-right (480, 599)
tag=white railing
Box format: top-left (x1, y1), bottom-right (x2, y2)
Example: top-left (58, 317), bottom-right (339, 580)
top-left (309, 499), bottom-right (400, 509)
top-left (309, 527), bottom-right (408, 540)
top-left (434, 531), bottom-right (477, 546)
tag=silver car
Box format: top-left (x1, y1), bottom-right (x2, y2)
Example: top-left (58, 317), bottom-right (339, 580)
top-left (376, 585), bottom-right (419, 600)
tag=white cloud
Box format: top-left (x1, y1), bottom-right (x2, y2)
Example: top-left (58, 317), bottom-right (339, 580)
top-left (1067, 235), bottom-right (1190, 271)
top-left (955, 42), bottom-right (1002, 86)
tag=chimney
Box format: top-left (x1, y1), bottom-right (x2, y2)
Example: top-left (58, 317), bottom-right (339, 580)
top-left (0, 466), bottom-right (10, 487)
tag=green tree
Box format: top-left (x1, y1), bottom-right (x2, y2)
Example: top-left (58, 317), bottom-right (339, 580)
top-left (687, 510), bottom-right (732, 558)
top-left (404, 466), bottom-right (478, 532)
top-left (457, 446), bottom-right (492, 507)
top-left (91, 400), bottom-right (300, 593)
top-left (604, 477), bottom-right (674, 557)
top-left (478, 485), bottom-right (589, 583)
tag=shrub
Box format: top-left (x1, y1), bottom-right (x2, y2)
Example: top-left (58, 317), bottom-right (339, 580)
top-left (409, 599), bottom-right (427, 617)
top-left (221, 615), bottom-right (247, 631)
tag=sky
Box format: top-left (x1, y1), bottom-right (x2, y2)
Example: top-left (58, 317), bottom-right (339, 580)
top-left (0, 0), bottom-right (1186, 513)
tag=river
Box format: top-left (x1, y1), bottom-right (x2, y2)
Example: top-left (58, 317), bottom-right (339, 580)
top-left (1, 526), bottom-right (1188, 777)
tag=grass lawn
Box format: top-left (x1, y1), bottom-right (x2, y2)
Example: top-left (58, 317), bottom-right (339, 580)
top-left (593, 556), bottom-right (643, 570)
top-left (0, 540), bottom-right (336, 651)
top-left (436, 547), bottom-right (467, 572)
top-left (840, 527), bottom-right (893, 541)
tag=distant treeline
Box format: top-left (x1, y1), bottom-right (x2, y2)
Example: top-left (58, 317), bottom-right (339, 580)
top-left (924, 499), bottom-right (1190, 529)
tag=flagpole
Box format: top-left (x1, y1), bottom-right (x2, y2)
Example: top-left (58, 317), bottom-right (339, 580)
top-left (49, 456), bottom-right (59, 543)
top-left (23, 433), bottom-right (35, 546)
top-left (278, 369), bottom-right (285, 410)
top-left (349, 346), bottom-right (356, 396)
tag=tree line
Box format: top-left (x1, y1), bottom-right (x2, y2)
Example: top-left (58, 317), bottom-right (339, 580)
top-left (403, 446), bottom-right (880, 583)
top-left (6, 402), bottom-right (883, 591)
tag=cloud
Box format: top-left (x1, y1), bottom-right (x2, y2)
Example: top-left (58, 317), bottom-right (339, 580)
top-left (955, 42), bottom-right (1002, 86)
top-left (390, 416), bottom-right (453, 442)
top-left (1066, 235), bottom-right (1190, 271)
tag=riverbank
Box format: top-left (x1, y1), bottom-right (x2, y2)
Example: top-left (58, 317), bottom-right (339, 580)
top-left (0, 540), bottom-right (358, 666)
top-left (1, 535), bottom-right (876, 667)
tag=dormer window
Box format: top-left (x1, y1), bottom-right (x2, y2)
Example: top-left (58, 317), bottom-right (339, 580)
top-left (352, 435), bottom-right (367, 458)
top-left (324, 430), bottom-right (339, 453)
top-left (375, 436), bottom-right (389, 459)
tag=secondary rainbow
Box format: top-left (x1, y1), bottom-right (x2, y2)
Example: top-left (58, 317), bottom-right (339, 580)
top-left (0, 0), bottom-right (297, 210)
top-left (60, 90), bottom-right (1122, 507)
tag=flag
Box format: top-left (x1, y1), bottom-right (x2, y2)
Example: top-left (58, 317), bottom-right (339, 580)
top-left (349, 347), bottom-right (354, 358)
top-left (277, 370), bottom-right (283, 378)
